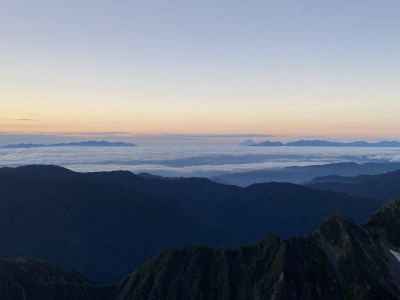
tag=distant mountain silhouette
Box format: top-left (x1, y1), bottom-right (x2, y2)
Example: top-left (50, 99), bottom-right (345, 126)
top-left (0, 165), bottom-right (380, 281)
top-left (248, 139), bottom-right (400, 147)
top-left (2, 140), bottom-right (136, 148)
top-left (214, 162), bottom-right (400, 186)
top-left (244, 140), bottom-right (284, 146)
top-left (309, 170), bottom-right (400, 203)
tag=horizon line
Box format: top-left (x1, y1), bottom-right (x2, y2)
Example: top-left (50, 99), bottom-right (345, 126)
top-left (1, 131), bottom-right (400, 141)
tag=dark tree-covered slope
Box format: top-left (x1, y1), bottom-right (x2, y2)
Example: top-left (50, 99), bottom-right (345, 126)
top-left (0, 257), bottom-right (115, 300)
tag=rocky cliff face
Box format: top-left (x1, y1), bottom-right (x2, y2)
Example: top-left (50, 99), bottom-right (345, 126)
top-left (116, 202), bottom-right (400, 300)
top-left (2, 202), bottom-right (400, 300)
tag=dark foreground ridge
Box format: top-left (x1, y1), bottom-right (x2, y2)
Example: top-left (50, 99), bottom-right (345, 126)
top-left (0, 257), bottom-right (115, 300)
top-left (0, 165), bottom-right (383, 281)
top-left (117, 201), bottom-right (400, 300)
top-left (3, 199), bottom-right (400, 300)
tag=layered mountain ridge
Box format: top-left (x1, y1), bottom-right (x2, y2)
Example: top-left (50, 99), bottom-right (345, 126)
top-left (0, 165), bottom-right (382, 281)
top-left (117, 202), bottom-right (400, 300)
top-left (309, 170), bottom-right (400, 202)
top-left (214, 162), bottom-right (400, 186)
top-left (2, 165), bottom-right (400, 299)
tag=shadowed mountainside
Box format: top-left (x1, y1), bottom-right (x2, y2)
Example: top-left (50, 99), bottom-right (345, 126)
top-left (0, 165), bottom-right (381, 281)
top-left (3, 200), bottom-right (400, 300)
top-left (117, 200), bottom-right (400, 300)
top-left (0, 257), bottom-right (115, 300)
top-left (309, 170), bottom-right (400, 203)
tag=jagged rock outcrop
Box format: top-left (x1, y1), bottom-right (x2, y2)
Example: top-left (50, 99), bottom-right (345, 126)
top-left (4, 204), bottom-right (400, 300)
top-left (116, 203), bottom-right (400, 300)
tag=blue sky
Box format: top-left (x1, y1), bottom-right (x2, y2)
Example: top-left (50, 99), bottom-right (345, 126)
top-left (2, 0), bottom-right (400, 137)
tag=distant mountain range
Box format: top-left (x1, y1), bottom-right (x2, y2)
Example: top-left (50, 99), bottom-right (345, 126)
top-left (246, 139), bottom-right (400, 147)
top-left (2, 140), bottom-right (136, 149)
top-left (214, 162), bottom-right (400, 186)
top-left (0, 165), bottom-right (384, 281)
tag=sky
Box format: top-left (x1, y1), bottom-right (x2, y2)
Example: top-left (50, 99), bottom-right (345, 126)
top-left (1, 0), bottom-right (400, 138)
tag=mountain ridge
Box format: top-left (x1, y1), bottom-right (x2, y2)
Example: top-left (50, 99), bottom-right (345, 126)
top-left (116, 202), bottom-right (400, 300)
top-left (0, 165), bottom-right (381, 281)
top-left (2, 140), bottom-right (136, 148)
top-left (2, 165), bottom-right (400, 299)
top-left (308, 169), bottom-right (400, 203)
top-left (214, 162), bottom-right (400, 186)
top-left (247, 139), bottom-right (400, 147)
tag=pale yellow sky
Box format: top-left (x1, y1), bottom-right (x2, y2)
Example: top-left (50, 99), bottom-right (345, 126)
top-left (2, 83), bottom-right (399, 138)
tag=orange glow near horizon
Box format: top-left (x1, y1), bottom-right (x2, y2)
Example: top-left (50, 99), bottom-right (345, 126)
top-left (2, 78), bottom-right (400, 139)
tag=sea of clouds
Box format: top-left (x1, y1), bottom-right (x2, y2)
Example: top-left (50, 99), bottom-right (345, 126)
top-left (2, 134), bottom-right (400, 177)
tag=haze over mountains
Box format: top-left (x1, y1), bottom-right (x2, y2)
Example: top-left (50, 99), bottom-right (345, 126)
top-left (2, 140), bottom-right (136, 149)
top-left (214, 162), bottom-right (400, 186)
top-left (3, 134), bottom-right (400, 180)
top-left (247, 139), bottom-right (400, 147)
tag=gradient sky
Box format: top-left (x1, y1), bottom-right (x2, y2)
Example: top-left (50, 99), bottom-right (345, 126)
top-left (2, 0), bottom-right (400, 138)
